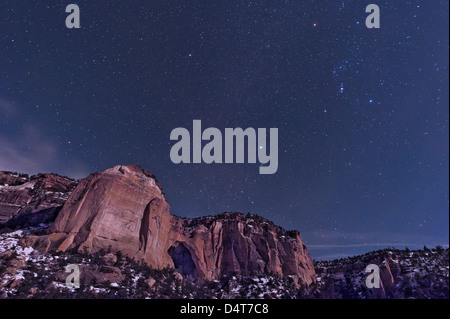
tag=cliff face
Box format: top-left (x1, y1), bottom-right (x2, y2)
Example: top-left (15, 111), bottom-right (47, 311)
top-left (0, 172), bottom-right (77, 227)
top-left (314, 248), bottom-right (449, 299)
top-left (29, 165), bottom-right (316, 285)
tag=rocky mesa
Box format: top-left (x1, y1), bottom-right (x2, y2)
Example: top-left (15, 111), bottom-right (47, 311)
top-left (25, 165), bottom-right (316, 285)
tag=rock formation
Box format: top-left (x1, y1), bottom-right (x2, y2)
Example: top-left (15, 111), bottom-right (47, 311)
top-left (315, 251), bottom-right (405, 299)
top-left (24, 165), bottom-right (316, 285)
top-left (0, 172), bottom-right (77, 227)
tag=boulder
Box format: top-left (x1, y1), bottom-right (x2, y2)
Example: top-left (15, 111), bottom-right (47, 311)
top-left (147, 277), bottom-right (156, 288)
top-left (103, 253), bottom-right (117, 265)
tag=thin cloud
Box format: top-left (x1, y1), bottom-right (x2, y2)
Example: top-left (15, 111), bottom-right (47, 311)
top-left (304, 229), bottom-right (449, 260)
top-left (308, 243), bottom-right (429, 249)
top-left (0, 98), bottom-right (89, 179)
top-left (310, 244), bottom-right (449, 260)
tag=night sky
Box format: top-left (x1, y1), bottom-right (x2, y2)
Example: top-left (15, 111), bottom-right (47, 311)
top-left (0, 1), bottom-right (448, 259)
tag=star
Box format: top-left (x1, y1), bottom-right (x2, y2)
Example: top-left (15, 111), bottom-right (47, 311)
top-left (0, 0), bottom-right (446, 261)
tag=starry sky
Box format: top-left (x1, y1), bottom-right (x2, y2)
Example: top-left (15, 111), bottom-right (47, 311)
top-left (0, 1), bottom-right (448, 259)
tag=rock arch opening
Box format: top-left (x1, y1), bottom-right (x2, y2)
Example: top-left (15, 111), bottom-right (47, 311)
top-left (168, 242), bottom-right (198, 279)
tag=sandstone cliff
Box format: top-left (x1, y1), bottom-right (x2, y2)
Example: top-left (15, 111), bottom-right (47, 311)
top-left (0, 172), bottom-right (77, 227)
top-left (28, 165), bottom-right (316, 285)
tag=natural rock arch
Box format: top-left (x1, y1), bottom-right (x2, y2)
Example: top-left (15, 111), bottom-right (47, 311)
top-left (168, 242), bottom-right (198, 279)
